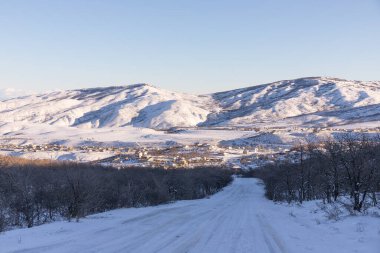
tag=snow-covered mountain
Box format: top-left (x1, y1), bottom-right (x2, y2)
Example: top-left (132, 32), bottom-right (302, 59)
top-left (0, 84), bottom-right (213, 129)
top-left (206, 77), bottom-right (380, 128)
top-left (1, 77), bottom-right (379, 130)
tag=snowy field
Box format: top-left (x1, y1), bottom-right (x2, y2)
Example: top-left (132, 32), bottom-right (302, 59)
top-left (1, 178), bottom-right (379, 253)
top-left (0, 122), bottom-right (254, 147)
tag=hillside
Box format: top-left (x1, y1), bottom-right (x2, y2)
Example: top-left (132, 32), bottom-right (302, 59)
top-left (0, 84), bottom-right (213, 130)
top-left (1, 77), bottom-right (380, 130)
top-left (205, 77), bottom-right (380, 127)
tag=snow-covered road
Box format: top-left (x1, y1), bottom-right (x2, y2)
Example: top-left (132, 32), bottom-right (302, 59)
top-left (1, 178), bottom-right (379, 253)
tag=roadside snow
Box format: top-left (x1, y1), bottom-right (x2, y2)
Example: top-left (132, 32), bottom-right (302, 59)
top-left (0, 178), bottom-right (378, 253)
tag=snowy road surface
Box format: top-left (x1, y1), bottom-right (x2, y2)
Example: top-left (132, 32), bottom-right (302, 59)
top-left (1, 178), bottom-right (379, 253)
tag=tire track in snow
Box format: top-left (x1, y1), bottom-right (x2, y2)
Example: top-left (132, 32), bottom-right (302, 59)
top-left (257, 214), bottom-right (289, 253)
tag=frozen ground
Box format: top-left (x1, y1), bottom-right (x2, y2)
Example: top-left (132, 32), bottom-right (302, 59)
top-left (1, 178), bottom-right (379, 253)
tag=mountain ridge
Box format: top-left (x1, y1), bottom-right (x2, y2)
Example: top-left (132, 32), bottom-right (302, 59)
top-left (1, 77), bottom-right (380, 129)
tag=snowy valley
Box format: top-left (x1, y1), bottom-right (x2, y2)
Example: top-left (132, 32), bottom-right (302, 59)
top-left (1, 77), bottom-right (380, 168)
top-left (0, 77), bottom-right (380, 253)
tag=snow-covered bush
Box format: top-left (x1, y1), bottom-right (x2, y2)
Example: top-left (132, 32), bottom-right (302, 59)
top-left (317, 202), bottom-right (344, 221)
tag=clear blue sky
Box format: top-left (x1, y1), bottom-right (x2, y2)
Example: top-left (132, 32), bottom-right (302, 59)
top-left (0, 0), bottom-right (379, 94)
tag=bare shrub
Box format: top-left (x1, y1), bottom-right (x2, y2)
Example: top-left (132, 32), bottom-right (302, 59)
top-left (0, 156), bottom-right (232, 231)
top-left (317, 202), bottom-right (343, 221)
top-left (252, 134), bottom-right (380, 213)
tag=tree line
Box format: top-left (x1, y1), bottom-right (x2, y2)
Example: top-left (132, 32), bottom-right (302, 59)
top-left (0, 156), bottom-right (232, 231)
top-left (250, 134), bottom-right (380, 213)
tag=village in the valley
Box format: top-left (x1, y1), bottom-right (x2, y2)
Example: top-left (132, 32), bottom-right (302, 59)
top-left (1, 126), bottom-right (379, 169)
top-left (0, 141), bottom-right (286, 169)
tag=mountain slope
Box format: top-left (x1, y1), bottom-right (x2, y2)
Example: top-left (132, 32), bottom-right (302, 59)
top-left (204, 77), bottom-right (380, 127)
top-left (0, 77), bottom-right (379, 130)
top-left (0, 84), bottom-right (213, 130)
